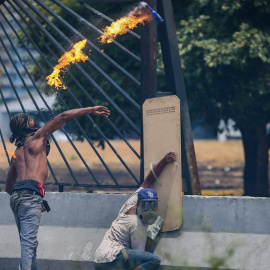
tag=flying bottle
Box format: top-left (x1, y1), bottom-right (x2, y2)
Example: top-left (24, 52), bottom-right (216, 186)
top-left (140, 2), bottom-right (164, 24)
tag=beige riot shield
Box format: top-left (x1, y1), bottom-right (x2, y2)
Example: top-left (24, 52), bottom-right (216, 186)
top-left (143, 95), bottom-right (182, 232)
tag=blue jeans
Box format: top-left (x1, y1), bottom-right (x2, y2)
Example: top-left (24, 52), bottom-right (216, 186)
top-left (95, 249), bottom-right (161, 270)
top-left (10, 190), bottom-right (43, 270)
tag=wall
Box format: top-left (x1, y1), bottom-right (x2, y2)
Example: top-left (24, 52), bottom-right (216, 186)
top-left (0, 192), bottom-right (269, 270)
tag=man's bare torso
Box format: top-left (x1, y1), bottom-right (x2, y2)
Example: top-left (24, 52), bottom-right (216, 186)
top-left (6, 106), bottom-right (110, 194)
top-left (13, 135), bottom-right (48, 185)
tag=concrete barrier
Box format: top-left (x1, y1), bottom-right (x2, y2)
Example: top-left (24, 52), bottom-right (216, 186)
top-left (0, 192), bottom-right (269, 270)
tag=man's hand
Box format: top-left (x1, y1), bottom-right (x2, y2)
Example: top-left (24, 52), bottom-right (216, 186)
top-left (165, 151), bottom-right (176, 163)
top-left (90, 106), bottom-right (110, 118)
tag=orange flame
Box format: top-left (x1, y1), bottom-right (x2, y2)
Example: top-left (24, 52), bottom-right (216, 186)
top-left (1, 149), bottom-right (17, 159)
top-left (99, 8), bottom-right (152, 44)
top-left (46, 39), bottom-right (89, 90)
top-left (8, 150), bottom-right (17, 159)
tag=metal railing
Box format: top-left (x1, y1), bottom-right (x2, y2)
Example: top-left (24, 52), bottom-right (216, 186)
top-left (0, 0), bottom-right (143, 191)
top-left (0, 0), bottom-right (201, 194)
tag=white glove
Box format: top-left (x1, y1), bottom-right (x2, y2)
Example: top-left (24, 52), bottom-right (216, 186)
top-left (147, 216), bottom-right (164, 240)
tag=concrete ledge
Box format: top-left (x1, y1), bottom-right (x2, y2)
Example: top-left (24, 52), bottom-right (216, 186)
top-left (0, 259), bottom-right (231, 270)
top-left (0, 192), bottom-right (270, 270)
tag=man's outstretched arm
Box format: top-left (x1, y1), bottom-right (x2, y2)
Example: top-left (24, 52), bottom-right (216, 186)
top-left (35, 106), bottom-right (110, 138)
top-left (141, 151), bottom-right (176, 188)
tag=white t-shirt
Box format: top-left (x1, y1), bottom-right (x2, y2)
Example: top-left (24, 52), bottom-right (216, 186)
top-left (94, 187), bottom-right (147, 263)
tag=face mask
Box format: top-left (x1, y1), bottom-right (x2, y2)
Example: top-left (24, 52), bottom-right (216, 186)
top-left (137, 201), bottom-right (158, 225)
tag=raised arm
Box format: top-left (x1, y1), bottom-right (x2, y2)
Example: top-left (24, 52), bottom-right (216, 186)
top-left (5, 160), bottom-right (17, 195)
top-left (35, 106), bottom-right (110, 139)
top-left (141, 151), bottom-right (176, 188)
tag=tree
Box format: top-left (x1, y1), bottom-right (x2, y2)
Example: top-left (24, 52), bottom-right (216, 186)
top-left (172, 0), bottom-right (270, 196)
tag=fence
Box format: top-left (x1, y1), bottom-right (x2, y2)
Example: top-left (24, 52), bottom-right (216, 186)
top-left (0, 0), bottom-right (200, 194)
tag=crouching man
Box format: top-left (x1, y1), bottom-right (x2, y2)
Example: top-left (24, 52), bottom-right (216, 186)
top-left (94, 151), bottom-right (176, 270)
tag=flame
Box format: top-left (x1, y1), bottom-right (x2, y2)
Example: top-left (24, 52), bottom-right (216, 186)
top-left (99, 8), bottom-right (152, 44)
top-left (7, 150), bottom-right (17, 159)
top-left (46, 39), bottom-right (89, 90)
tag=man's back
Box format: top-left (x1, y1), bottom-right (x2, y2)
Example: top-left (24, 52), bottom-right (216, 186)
top-left (13, 135), bottom-right (48, 185)
top-left (6, 106), bottom-right (110, 195)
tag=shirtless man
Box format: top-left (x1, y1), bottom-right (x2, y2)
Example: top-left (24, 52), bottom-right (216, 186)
top-left (5, 106), bottom-right (110, 270)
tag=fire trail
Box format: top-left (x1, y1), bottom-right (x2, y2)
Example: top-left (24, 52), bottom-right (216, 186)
top-left (45, 3), bottom-right (164, 89)
top-left (46, 39), bottom-right (89, 90)
top-left (99, 2), bottom-right (163, 44)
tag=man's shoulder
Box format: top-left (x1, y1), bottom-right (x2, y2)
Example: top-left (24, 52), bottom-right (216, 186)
top-left (119, 188), bottom-right (143, 214)
top-left (25, 132), bottom-right (45, 144)
top-left (128, 187), bottom-right (144, 202)
top-left (23, 135), bottom-right (45, 153)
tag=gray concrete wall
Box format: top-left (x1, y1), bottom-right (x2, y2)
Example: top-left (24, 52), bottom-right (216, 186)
top-left (0, 192), bottom-right (269, 270)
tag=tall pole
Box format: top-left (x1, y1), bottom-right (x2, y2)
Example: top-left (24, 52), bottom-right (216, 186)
top-left (157, 0), bottom-right (201, 194)
top-left (140, 0), bottom-right (157, 183)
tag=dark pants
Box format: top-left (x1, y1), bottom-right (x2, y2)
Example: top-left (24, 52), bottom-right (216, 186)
top-left (95, 249), bottom-right (161, 270)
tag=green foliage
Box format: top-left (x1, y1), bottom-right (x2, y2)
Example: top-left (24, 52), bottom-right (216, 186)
top-left (17, 0), bottom-right (270, 141)
top-left (172, 0), bottom-right (270, 130)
